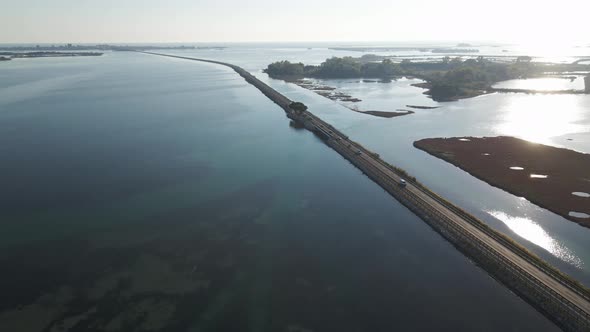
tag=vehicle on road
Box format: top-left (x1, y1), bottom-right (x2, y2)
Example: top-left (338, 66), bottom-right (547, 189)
top-left (399, 179), bottom-right (407, 187)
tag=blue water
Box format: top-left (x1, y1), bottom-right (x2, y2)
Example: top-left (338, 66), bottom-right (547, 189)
top-left (0, 51), bottom-right (558, 330)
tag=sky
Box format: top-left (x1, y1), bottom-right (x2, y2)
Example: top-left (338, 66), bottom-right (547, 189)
top-left (1, 0), bottom-right (588, 44)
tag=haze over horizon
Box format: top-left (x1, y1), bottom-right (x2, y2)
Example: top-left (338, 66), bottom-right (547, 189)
top-left (2, 0), bottom-right (588, 45)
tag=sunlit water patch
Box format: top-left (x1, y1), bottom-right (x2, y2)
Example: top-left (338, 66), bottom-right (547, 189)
top-left (530, 174), bottom-right (548, 179)
top-left (572, 192), bottom-right (590, 198)
top-left (488, 211), bottom-right (582, 267)
top-left (570, 212), bottom-right (590, 219)
top-left (494, 94), bottom-right (589, 144)
top-left (493, 77), bottom-right (585, 91)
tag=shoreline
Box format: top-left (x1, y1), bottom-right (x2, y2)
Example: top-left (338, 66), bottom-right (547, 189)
top-left (347, 107), bottom-right (414, 118)
top-left (291, 78), bottom-right (414, 118)
top-left (0, 51), bottom-right (103, 59)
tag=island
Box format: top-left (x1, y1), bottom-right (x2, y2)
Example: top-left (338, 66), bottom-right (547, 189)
top-left (265, 56), bottom-right (590, 102)
top-left (414, 136), bottom-right (590, 227)
top-left (362, 110), bottom-right (414, 118)
top-left (266, 61), bottom-right (414, 118)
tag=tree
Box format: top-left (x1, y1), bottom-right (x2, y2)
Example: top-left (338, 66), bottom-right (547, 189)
top-left (450, 57), bottom-right (463, 66)
top-left (464, 59), bottom-right (478, 66)
top-left (380, 59), bottom-right (402, 77)
top-left (318, 57), bottom-right (361, 77)
top-left (429, 82), bottom-right (460, 101)
top-left (289, 102), bottom-right (308, 112)
top-left (516, 56), bottom-right (532, 63)
top-left (264, 61), bottom-right (305, 77)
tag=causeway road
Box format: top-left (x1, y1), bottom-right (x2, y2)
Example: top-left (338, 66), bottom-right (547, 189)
top-left (141, 51), bottom-right (590, 330)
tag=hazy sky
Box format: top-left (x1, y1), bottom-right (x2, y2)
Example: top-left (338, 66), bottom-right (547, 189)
top-left (1, 0), bottom-right (588, 44)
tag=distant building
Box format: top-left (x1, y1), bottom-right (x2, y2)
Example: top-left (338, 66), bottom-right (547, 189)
top-left (585, 75), bottom-right (590, 93)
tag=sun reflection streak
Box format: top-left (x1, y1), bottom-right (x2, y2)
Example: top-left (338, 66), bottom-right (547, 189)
top-left (487, 210), bottom-right (582, 268)
top-left (495, 95), bottom-right (588, 144)
top-left (494, 77), bottom-right (584, 91)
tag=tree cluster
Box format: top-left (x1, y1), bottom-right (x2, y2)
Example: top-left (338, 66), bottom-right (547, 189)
top-left (265, 57), bottom-right (402, 79)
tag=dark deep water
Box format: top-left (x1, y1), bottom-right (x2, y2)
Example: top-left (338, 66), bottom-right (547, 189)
top-left (0, 52), bottom-right (558, 331)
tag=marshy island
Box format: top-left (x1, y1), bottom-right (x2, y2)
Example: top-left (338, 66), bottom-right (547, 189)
top-left (414, 136), bottom-right (590, 227)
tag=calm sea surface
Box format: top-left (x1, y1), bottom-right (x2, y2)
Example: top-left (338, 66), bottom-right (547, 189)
top-left (0, 47), bottom-right (573, 331)
top-left (169, 45), bottom-right (590, 286)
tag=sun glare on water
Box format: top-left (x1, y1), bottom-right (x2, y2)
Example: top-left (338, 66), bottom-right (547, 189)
top-left (488, 210), bottom-right (582, 267)
top-left (494, 95), bottom-right (588, 144)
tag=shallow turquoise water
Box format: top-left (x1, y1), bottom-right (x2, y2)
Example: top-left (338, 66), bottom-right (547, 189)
top-left (0, 52), bottom-right (559, 331)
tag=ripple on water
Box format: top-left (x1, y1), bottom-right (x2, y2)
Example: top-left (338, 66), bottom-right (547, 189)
top-left (570, 212), bottom-right (590, 219)
top-left (510, 166), bottom-right (524, 170)
top-left (530, 174), bottom-right (548, 179)
top-left (572, 192), bottom-right (590, 198)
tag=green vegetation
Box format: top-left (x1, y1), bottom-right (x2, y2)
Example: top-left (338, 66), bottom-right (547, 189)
top-left (265, 60), bottom-right (305, 77)
top-left (400, 56), bottom-right (542, 101)
top-left (266, 55), bottom-right (590, 101)
top-left (265, 57), bottom-right (402, 79)
top-left (289, 102), bottom-right (308, 112)
top-left (423, 58), bottom-right (513, 100)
